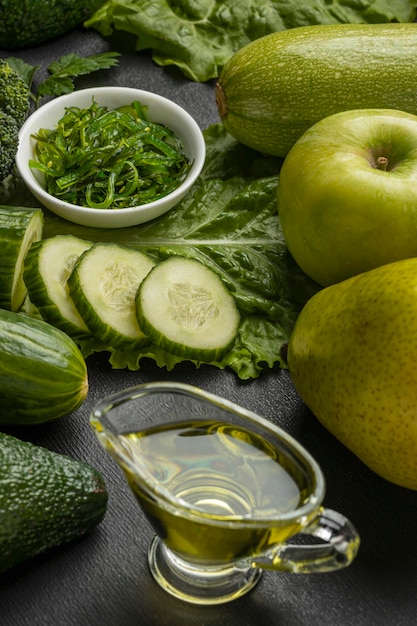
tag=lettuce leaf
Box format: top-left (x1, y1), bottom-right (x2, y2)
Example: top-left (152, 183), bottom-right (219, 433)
top-left (85, 0), bottom-right (417, 81)
top-left (32, 124), bottom-right (318, 379)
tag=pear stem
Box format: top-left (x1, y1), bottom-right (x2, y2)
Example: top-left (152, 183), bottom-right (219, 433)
top-left (376, 156), bottom-right (388, 171)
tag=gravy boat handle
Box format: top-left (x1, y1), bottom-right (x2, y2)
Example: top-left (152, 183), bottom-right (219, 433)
top-left (251, 507), bottom-right (360, 574)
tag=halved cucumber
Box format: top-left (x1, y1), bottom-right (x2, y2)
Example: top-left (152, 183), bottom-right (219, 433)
top-left (135, 256), bottom-right (240, 361)
top-left (0, 205), bottom-right (44, 311)
top-left (23, 235), bottom-right (93, 338)
top-left (68, 242), bottom-right (156, 349)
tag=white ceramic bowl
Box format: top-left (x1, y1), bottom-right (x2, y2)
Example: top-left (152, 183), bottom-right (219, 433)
top-left (16, 87), bottom-right (206, 228)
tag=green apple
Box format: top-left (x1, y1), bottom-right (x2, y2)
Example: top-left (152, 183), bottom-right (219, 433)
top-left (277, 108), bottom-right (417, 287)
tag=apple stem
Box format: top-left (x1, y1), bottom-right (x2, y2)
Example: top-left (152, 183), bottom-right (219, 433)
top-left (376, 156), bottom-right (388, 171)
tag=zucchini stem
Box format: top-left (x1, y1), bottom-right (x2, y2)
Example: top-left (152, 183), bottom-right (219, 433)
top-left (215, 83), bottom-right (228, 119)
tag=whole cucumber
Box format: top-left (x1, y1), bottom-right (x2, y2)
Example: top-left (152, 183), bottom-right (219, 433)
top-left (215, 23), bottom-right (417, 157)
top-left (0, 309), bottom-right (88, 425)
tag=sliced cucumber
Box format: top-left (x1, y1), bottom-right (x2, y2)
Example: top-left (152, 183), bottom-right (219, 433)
top-left (23, 234), bottom-right (93, 338)
top-left (135, 256), bottom-right (240, 361)
top-left (0, 205), bottom-right (44, 311)
top-left (68, 242), bottom-right (156, 349)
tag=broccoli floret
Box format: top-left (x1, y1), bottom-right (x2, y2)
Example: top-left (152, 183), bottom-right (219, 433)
top-left (0, 59), bottom-right (30, 182)
top-left (0, 111), bottom-right (19, 181)
top-left (0, 58), bottom-right (30, 127)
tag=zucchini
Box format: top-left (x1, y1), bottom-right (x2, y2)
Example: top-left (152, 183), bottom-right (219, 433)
top-left (135, 256), bottom-right (240, 361)
top-left (0, 205), bottom-right (44, 311)
top-left (23, 234), bottom-right (93, 339)
top-left (0, 432), bottom-right (108, 574)
top-left (216, 23), bottom-right (417, 157)
top-left (68, 242), bottom-right (156, 349)
top-left (0, 309), bottom-right (88, 425)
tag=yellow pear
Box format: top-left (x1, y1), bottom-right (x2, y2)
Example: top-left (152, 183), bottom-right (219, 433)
top-left (287, 258), bottom-right (417, 490)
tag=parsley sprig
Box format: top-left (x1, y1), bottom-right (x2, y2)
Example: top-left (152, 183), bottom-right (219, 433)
top-left (6, 52), bottom-right (120, 109)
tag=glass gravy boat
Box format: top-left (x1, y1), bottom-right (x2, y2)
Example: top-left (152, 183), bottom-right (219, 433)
top-left (90, 381), bottom-right (360, 605)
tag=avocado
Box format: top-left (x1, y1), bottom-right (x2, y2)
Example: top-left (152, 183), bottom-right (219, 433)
top-left (0, 432), bottom-right (108, 573)
top-left (0, 0), bottom-right (105, 49)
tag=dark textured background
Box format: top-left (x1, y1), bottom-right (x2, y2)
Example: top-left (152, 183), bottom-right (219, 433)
top-left (1, 26), bottom-right (417, 626)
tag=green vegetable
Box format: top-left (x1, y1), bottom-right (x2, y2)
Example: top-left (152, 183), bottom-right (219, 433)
top-left (216, 23), bottom-right (417, 157)
top-left (0, 205), bottom-right (44, 311)
top-left (30, 99), bottom-right (191, 209)
top-left (23, 234), bottom-right (93, 338)
top-left (85, 0), bottom-right (416, 82)
top-left (0, 112), bottom-right (19, 181)
top-left (68, 242), bottom-right (155, 348)
top-left (136, 256), bottom-right (240, 361)
top-left (0, 59), bottom-right (31, 180)
top-left (0, 309), bottom-right (88, 425)
top-left (0, 432), bottom-right (108, 574)
top-left (6, 52), bottom-right (120, 110)
top-left (0, 59), bottom-right (30, 126)
top-left (0, 0), bottom-right (107, 49)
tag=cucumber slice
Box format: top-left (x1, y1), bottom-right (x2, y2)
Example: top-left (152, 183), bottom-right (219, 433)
top-left (23, 234), bottom-right (93, 338)
top-left (68, 242), bottom-right (156, 349)
top-left (135, 256), bottom-right (240, 361)
top-left (0, 205), bottom-right (44, 311)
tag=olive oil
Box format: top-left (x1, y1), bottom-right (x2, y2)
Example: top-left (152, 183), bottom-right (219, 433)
top-left (117, 420), bottom-right (312, 564)
top-left (91, 383), bottom-right (359, 604)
